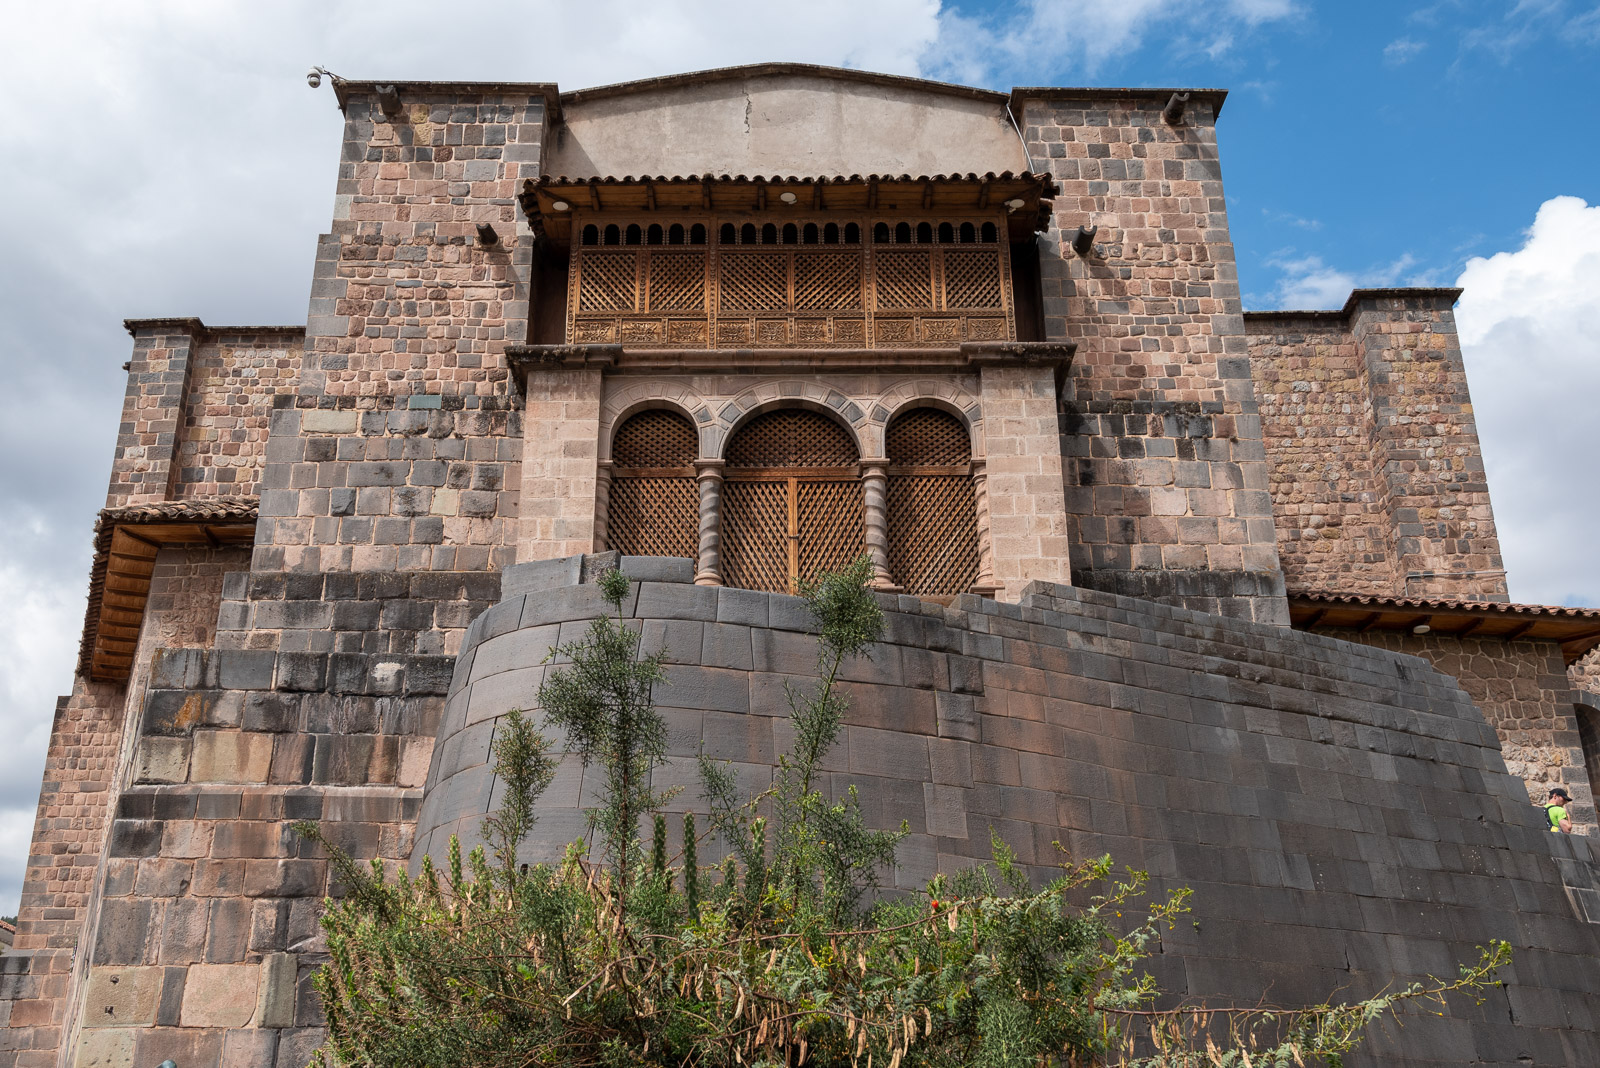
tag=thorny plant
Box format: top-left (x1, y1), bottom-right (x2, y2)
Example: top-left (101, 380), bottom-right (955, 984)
top-left (296, 559), bottom-right (1511, 1068)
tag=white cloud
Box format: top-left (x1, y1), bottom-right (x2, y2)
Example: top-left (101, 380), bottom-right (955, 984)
top-left (921, 0), bottom-right (1296, 85)
top-left (1264, 251), bottom-right (1424, 309)
top-left (1456, 195), bottom-right (1600, 608)
top-left (1384, 37), bottom-right (1427, 64)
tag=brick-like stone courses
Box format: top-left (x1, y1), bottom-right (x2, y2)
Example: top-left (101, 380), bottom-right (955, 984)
top-left (1351, 293), bottom-right (1506, 601)
top-left (420, 565), bottom-right (1600, 1065)
top-left (1, 681), bottom-right (125, 1066)
top-left (143, 548), bottom-right (255, 650)
top-left (256, 88), bottom-right (546, 574)
top-left (1247, 312), bottom-right (1395, 595)
top-left (108, 322), bottom-right (201, 507)
top-left (173, 329), bottom-right (304, 500)
top-left (211, 569), bottom-right (499, 658)
top-left (57, 642), bottom-right (444, 1067)
top-left (1015, 93), bottom-right (1285, 625)
top-left (4, 548), bottom-right (255, 1065)
top-left (78, 778), bottom-right (416, 1068)
top-left (254, 402), bottom-right (521, 575)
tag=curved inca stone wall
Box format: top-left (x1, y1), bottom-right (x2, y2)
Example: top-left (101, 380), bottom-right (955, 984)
top-left (416, 556), bottom-right (1600, 1066)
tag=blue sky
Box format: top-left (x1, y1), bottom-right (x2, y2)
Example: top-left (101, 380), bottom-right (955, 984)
top-left (0, 1), bottom-right (1594, 916)
top-left (928, 0), bottom-right (1600, 309)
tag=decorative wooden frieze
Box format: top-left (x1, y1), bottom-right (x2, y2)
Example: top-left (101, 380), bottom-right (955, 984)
top-left (566, 216), bottom-right (1015, 349)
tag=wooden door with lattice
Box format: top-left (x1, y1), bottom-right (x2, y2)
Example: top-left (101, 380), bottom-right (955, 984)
top-left (885, 407), bottom-right (978, 596)
top-left (607, 409), bottom-right (699, 559)
top-left (721, 409), bottom-right (863, 593)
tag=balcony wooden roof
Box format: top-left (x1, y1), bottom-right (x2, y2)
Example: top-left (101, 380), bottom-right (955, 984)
top-left (79, 499), bottom-right (257, 682)
top-left (1288, 590), bottom-right (1600, 665)
top-left (519, 172), bottom-right (1057, 245)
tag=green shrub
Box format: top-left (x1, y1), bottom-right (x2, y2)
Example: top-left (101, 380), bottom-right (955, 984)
top-left (297, 559), bottom-right (1508, 1068)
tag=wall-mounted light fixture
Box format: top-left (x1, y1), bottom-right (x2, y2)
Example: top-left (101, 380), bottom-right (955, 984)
top-left (476, 223), bottom-right (501, 246)
top-left (1004, 198), bottom-right (1025, 214)
top-left (1071, 224), bottom-right (1098, 256)
top-left (778, 191), bottom-right (798, 205)
top-left (550, 200), bottom-right (570, 212)
top-left (376, 85), bottom-right (402, 117)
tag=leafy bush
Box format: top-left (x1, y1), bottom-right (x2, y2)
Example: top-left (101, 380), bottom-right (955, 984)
top-left (297, 558), bottom-right (1508, 1068)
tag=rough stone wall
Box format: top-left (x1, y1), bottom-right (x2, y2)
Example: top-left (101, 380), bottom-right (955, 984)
top-left (419, 562), bottom-right (1600, 1066)
top-left (108, 323), bottom-right (200, 507)
top-left (1246, 312), bottom-right (1393, 594)
top-left (1570, 647), bottom-right (1600, 700)
top-left (1247, 294), bottom-right (1507, 602)
top-left (55, 638), bottom-right (447, 1068)
top-left (0, 682), bottom-right (125, 1066)
top-left (1015, 93), bottom-right (1285, 624)
top-left (173, 329), bottom-right (304, 500)
top-left (1352, 293), bottom-right (1505, 599)
top-left (1313, 628), bottom-right (1596, 832)
top-left (253, 87), bottom-right (544, 578)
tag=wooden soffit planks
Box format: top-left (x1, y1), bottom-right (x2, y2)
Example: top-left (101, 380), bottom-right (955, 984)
top-left (80, 503), bottom-right (257, 682)
top-left (1287, 592), bottom-right (1600, 666)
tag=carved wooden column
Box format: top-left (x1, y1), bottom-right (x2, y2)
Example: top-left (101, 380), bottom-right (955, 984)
top-left (694, 460), bottom-right (725, 586)
top-left (860, 459), bottom-right (899, 591)
top-left (592, 460), bottom-right (613, 552)
top-left (970, 457), bottom-right (1002, 597)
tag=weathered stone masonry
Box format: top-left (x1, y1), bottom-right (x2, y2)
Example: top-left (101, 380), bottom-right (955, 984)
top-left (1016, 91), bottom-right (1286, 625)
top-left (1248, 291), bottom-right (1507, 602)
top-left (7, 64), bottom-right (1600, 1068)
top-left (420, 559), bottom-right (1600, 1066)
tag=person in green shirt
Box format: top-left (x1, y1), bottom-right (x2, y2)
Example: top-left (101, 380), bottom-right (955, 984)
top-left (1541, 787), bottom-right (1573, 833)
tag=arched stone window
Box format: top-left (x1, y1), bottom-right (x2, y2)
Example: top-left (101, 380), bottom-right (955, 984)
top-left (721, 409), bottom-right (862, 593)
top-left (605, 410), bottom-right (698, 559)
top-left (885, 407), bottom-right (979, 596)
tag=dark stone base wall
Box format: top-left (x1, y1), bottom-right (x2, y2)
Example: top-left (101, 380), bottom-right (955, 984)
top-left (1073, 566), bottom-right (1288, 624)
top-left (419, 559), bottom-right (1600, 1067)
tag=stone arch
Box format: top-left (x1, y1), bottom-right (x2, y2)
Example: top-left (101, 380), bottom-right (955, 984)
top-left (871, 379), bottom-right (984, 459)
top-left (714, 379), bottom-right (867, 462)
top-left (599, 382), bottom-right (711, 461)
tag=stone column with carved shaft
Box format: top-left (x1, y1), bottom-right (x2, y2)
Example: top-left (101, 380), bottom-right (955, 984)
top-left (860, 460), bottom-right (900, 591)
top-left (970, 458), bottom-right (1002, 597)
top-left (694, 460), bottom-right (725, 586)
top-left (592, 461), bottom-right (613, 553)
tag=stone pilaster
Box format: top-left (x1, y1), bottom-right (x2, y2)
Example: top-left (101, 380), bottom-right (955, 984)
top-left (977, 365), bottom-right (1072, 600)
top-left (518, 368), bottom-right (604, 561)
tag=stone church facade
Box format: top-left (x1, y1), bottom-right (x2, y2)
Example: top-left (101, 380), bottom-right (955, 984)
top-left (4, 65), bottom-right (1600, 1067)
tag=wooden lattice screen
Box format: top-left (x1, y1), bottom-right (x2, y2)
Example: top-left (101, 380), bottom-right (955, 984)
top-left (568, 217), bottom-right (1014, 348)
top-left (886, 408), bottom-right (979, 596)
top-left (607, 409), bottom-right (699, 560)
top-left (722, 409), bottom-right (863, 593)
